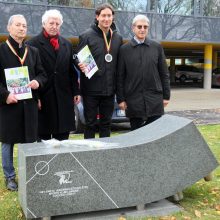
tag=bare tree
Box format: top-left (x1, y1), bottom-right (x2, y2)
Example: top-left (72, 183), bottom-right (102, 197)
top-left (203, 0), bottom-right (220, 16)
top-left (108, 0), bottom-right (146, 12)
top-left (48, 0), bottom-right (94, 7)
top-left (202, 17), bottom-right (220, 41)
top-left (157, 0), bottom-right (200, 41)
top-left (158, 0), bottom-right (193, 15)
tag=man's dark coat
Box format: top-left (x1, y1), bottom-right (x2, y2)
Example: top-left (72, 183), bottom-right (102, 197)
top-left (28, 32), bottom-right (80, 135)
top-left (117, 38), bottom-right (170, 118)
top-left (77, 23), bottom-right (122, 96)
top-left (0, 37), bottom-right (47, 143)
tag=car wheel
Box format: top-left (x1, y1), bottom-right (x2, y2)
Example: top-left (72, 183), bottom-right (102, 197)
top-left (74, 105), bottom-right (84, 134)
top-left (179, 75), bottom-right (186, 83)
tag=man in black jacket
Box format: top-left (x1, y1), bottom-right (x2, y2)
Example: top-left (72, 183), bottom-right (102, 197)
top-left (116, 14), bottom-right (170, 131)
top-left (77, 3), bottom-right (122, 139)
top-left (28, 9), bottom-right (80, 141)
top-left (0, 14), bottom-right (47, 190)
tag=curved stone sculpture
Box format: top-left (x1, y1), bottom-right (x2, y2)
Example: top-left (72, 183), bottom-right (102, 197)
top-left (18, 114), bottom-right (219, 219)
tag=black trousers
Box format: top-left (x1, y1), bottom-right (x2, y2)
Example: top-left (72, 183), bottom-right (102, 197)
top-left (83, 95), bottom-right (114, 139)
top-left (130, 115), bottom-right (161, 131)
top-left (38, 132), bottom-right (69, 141)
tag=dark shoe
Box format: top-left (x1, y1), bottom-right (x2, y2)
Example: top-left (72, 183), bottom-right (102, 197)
top-left (5, 178), bottom-right (18, 191)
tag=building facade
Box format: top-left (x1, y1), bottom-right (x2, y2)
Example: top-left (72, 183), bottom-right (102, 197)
top-left (1, 0), bottom-right (220, 88)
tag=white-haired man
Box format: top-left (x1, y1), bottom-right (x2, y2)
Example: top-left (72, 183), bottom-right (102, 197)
top-left (28, 9), bottom-right (80, 141)
top-left (0, 14), bottom-right (47, 190)
top-left (116, 14), bottom-right (170, 130)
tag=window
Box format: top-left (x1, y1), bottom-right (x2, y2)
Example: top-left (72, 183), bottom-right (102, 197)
top-left (2, 0), bottom-right (36, 3)
top-left (108, 0), bottom-right (147, 12)
top-left (157, 0), bottom-right (194, 15)
top-left (203, 0), bottom-right (220, 17)
top-left (48, 0), bottom-right (95, 7)
top-left (146, 0), bottom-right (157, 12)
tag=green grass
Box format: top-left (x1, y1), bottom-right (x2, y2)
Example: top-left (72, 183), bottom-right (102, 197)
top-left (0, 125), bottom-right (219, 220)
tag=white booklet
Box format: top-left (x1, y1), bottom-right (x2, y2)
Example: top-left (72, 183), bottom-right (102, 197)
top-left (4, 66), bottom-right (32, 100)
top-left (77, 45), bottom-right (98, 79)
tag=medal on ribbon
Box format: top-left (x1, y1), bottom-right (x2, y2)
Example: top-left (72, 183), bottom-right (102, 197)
top-left (105, 53), bottom-right (113, 62)
top-left (6, 40), bottom-right (28, 66)
top-left (102, 29), bottom-right (113, 63)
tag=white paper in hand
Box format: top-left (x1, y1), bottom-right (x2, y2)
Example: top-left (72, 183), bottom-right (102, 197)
top-left (77, 45), bottom-right (98, 79)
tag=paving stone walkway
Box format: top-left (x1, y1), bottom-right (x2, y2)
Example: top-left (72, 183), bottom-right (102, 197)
top-left (167, 108), bottom-right (220, 125)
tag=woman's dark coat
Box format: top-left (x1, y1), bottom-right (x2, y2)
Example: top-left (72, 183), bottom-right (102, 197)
top-left (28, 33), bottom-right (80, 135)
top-left (117, 38), bottom-right (170, 118)
top-left (0, 37), bottom-right (47, 143)
top-left (77, 22), bottom-right (122, 96)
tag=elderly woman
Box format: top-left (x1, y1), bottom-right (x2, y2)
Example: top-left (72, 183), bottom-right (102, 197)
top-left (28, 9), bottom-right (80, 141)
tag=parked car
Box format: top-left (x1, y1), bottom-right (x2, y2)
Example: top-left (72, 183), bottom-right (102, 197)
top-left (74, 97), bottom-right (129, 133)
top-left (212, 68), bottom-right (220, 87)
top-left (175, 65), bottom-right (203, 82)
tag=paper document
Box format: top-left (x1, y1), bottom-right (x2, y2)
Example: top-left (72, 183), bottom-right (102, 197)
top-left (77, 45), bottom-right (98, 79)
top-left (4, 66), bottom-right (32, 100)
